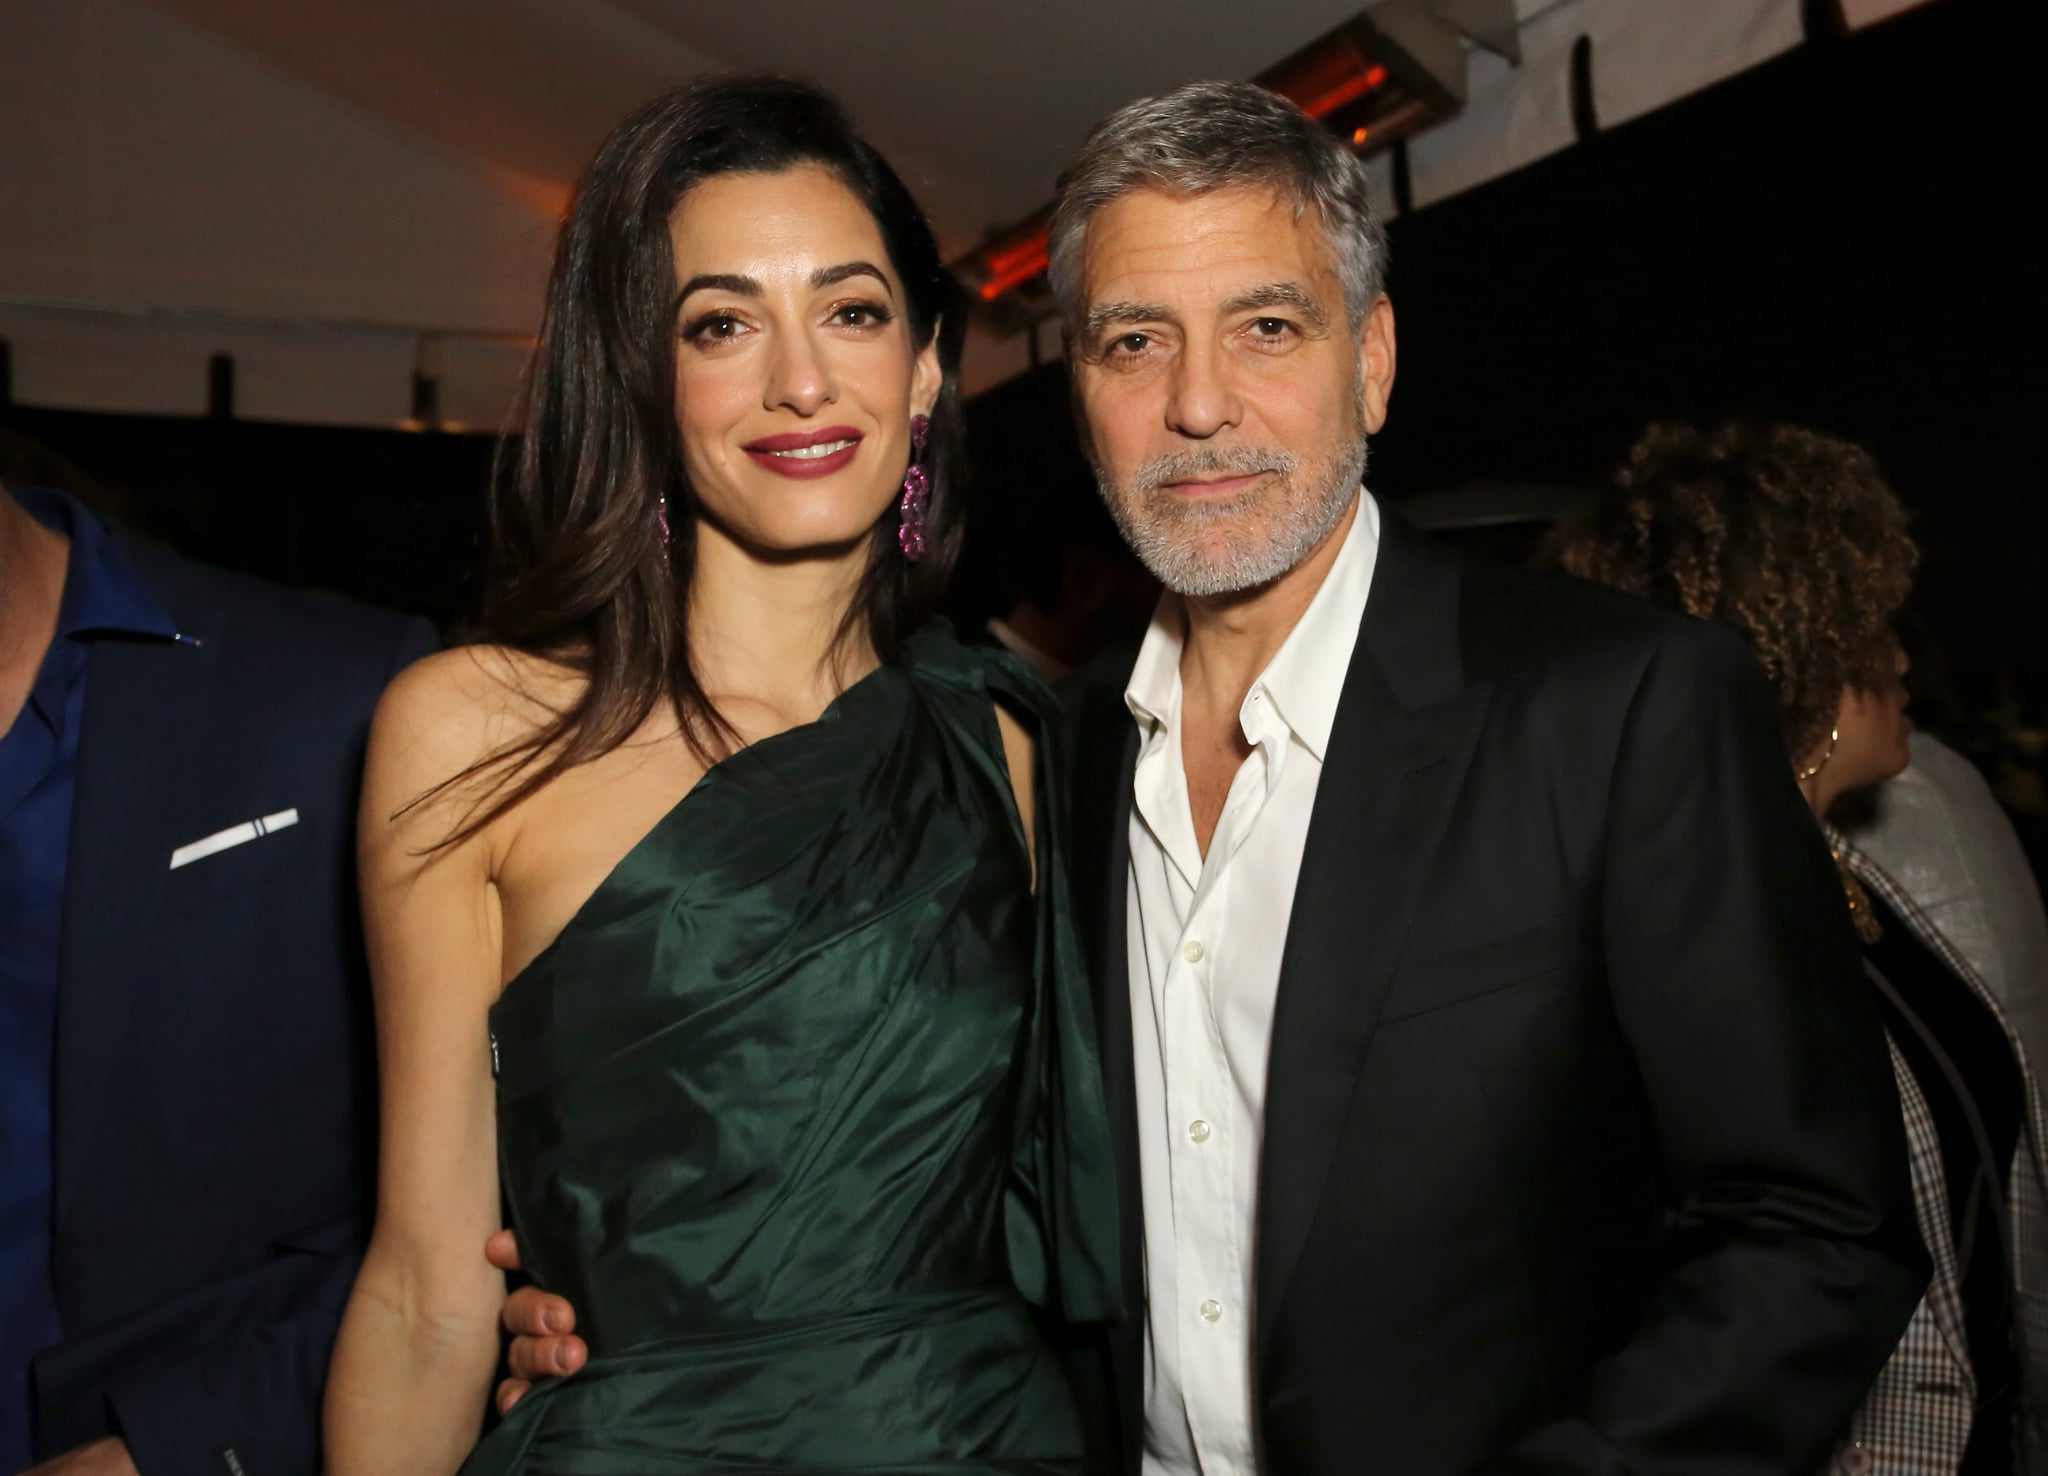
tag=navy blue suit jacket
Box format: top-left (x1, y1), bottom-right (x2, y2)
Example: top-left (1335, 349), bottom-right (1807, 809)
top-left (28, 527), bottom-right (435, 1475)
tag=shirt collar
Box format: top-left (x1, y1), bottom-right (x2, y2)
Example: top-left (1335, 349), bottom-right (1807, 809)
top-left (1123, 598), bottom-right (1185, 737)
top-left (1123, 490), bottom-right (1380, 763)
top-left (1253, 491), bottom-right (1379, 761)
top-left (13, 486), bottom-right (178, 645)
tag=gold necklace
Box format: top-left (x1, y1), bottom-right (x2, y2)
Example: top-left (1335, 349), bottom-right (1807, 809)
top-left (1832, 850), bottom-right (1884, 945)
top-left (1799, 728), bottom-right (1839, 782)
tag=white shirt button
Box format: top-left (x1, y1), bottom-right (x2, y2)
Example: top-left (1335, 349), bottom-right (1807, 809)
top-left (1198, 1299), bottom-right (1223, 1324)
top-left (1182, 940), bottom-right (1206, 963)
top-left (1188, 1119), bottom-right (1212, 1143)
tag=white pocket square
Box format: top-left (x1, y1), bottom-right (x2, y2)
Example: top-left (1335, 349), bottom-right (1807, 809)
top-left (169, 809), bottom-right (300, 870)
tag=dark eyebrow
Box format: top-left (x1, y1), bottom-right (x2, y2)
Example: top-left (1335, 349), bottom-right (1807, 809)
top-left (812, 260), bottom-right (894, 295)
top-left (1083, 301), bottom-right (1175, 340)
top-left (1220, 281), bottom-right (1329, 332)
top-left (677, 272), bottom-right (761, 303)
top-left (677, 263), bottom-right (893, 309)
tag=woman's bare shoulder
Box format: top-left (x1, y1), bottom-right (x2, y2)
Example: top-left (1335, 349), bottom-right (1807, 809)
top-left (364, 644), bottom-right (586, 845)
top-left (378, 643), bottom-right (582, 729)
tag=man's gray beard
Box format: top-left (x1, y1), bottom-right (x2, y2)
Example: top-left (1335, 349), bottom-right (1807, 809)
top-left (1095, 429), bottom-right (1368, 598)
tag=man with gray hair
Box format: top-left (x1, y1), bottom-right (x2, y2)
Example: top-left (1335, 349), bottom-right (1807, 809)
top-left (491, 80), bottom-right (1927, 1474)
top-left (1045, 80), bottom-right (1925, 1473)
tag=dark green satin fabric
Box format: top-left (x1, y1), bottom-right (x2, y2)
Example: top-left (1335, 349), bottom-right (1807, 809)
top-left (462, 624), bottom-right (1120, 1475)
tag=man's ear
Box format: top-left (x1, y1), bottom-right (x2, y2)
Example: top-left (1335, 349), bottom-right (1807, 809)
top-left (1358, 295), bottom-right (1397, 434)
top-left (911, 322), bottom-right (944, 419)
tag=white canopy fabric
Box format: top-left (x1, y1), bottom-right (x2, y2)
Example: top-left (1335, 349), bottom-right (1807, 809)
top-left (0, 0), bottom-right (1933, 425)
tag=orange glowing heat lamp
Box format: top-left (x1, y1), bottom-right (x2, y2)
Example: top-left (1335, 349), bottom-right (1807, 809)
top-left (1259, 8), bottom-right (1463, 150)
top-left (1265, 33), bottom-right (1393, 121)
top-left (951, 205), bottom-right (1056, 334)
top-left (952, 2), bottom-right (1509, 329)
top-left (974, 211), bottom-right (1053, 303)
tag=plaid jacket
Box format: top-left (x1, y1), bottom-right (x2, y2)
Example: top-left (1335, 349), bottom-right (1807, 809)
top-left (1823, 832), bottom-right (2048, 1476)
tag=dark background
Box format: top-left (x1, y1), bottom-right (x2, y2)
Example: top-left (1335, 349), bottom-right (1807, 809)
top-left (4, 0), bottom-right (2041, 835)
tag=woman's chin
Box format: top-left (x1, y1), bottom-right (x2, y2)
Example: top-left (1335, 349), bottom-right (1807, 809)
top-left (702, 507), bottom-right (895, 565)
top-left (747, 523), bottom-right (887, 566)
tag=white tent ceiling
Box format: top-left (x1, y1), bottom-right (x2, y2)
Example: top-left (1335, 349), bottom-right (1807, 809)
top-left (0, 0), bottom-right (1931, 427)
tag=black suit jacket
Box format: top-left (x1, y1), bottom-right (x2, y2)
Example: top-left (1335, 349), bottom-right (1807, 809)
top-left (1062, 515), bottom-right (1927, 1474)
top-left (29, 527), bottom-right (435, 1476)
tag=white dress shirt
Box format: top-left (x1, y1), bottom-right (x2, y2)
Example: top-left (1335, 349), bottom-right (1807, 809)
top-left (1125, 493), bottom-right (1381, 1475)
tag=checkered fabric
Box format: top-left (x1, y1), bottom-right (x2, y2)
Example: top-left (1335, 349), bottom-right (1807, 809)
top-left (1822, 831), bottom-right (2048, 1475)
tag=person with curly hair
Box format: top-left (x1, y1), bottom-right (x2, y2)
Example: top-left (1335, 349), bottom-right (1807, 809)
top-left (1550, 421), bottom-right (2047, 1475)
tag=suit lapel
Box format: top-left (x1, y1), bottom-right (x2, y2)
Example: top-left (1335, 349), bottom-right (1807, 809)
top-left (54, 625), bottom-right (210, 1230)
top-left (1255, 518), bottom-right (1492, 1354)
top-left (1063, 667), bottom-right (1147, 1467)
top-left (1097, 732), bottom-right (1147, 1472)
top-left (1088, 726), bottom-right (1144, 1306)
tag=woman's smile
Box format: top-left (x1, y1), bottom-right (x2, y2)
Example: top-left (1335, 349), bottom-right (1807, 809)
top-left (741, 425), bottom-right (864, 479)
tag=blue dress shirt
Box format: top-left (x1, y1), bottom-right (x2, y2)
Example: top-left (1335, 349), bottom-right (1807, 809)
top-left (0, 488), bottom-right (174, 1470)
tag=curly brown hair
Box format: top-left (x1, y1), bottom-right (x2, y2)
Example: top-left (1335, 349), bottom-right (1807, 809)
top-left (1545, 421), bottom-right (1918, 763)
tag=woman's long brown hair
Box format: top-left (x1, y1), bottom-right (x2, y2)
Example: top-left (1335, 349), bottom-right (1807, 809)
top-left (420, 76), bottom-right (966, 846)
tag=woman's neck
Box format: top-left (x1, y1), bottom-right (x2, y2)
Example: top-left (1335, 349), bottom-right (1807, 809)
top-left (1799, 771), bottom-right (1845, 821)
top-left (685, 519), bottom-right (877, 720)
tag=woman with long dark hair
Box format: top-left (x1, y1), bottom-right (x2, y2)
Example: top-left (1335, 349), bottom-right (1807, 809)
top-left (323, 77), bottom-right (1118, 1474)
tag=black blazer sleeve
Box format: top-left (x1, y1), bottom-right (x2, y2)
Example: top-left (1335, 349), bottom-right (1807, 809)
top-left (1506, 624), bottom-right (1928, 1473)
top-left (126, 616), bottom-right (435, 1476)
top-left (35, 1212), bottom-right (367, 1476)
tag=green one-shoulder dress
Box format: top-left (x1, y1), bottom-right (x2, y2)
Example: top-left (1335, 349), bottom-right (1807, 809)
top-left (461, 624), bottom-right (1121, 1475)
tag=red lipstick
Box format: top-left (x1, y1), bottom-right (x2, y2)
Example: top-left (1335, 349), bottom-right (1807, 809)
top-left (743, 425), bottom-right (863, 479)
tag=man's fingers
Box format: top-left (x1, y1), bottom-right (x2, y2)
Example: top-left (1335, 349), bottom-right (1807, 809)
top-left (484, 1228), bottom-right (524, 1273)
top-left (506, 1332), bottom-right (588, 1382)
top-left (496, 1376), bottom-right (531, 1416)
top-left (506, 1333), bottom-right (551, 1382)
top-left (501, 1285), bottom-right (575, 1337)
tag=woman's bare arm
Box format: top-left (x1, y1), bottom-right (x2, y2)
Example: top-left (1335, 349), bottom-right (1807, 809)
top-left (324, 652), bottom-right (514, 1476)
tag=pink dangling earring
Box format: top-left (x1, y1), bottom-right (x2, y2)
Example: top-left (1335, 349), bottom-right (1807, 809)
top-left (657, 490), bottom-right (673, 571)
top-left (897, 414), bottom-right (931, 562)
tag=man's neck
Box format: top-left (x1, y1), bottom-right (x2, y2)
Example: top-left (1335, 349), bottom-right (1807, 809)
top-left (1173, 495), bottom-right (1359, 860)
top-left (0, 488), bottom-right (71, 736)
top-left (1177, 493), bottom-right (1359, 719)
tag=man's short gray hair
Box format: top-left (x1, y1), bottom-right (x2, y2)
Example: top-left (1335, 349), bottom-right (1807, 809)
top-left (1048, 80), bottom-right (1390, 333)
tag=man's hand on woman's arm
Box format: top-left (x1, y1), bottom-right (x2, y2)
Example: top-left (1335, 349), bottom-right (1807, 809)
top-left (486, 1230), bottom-right (587, 1415)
